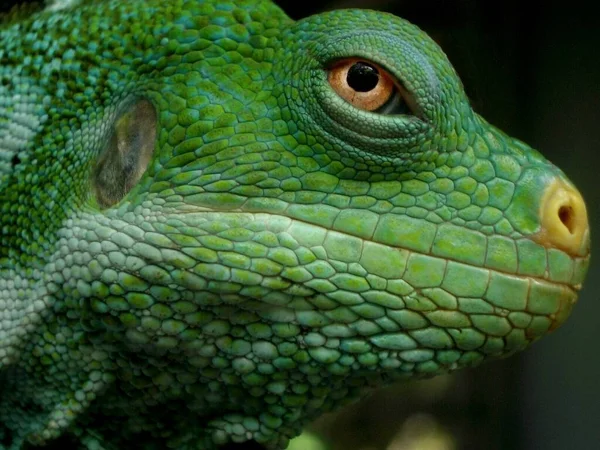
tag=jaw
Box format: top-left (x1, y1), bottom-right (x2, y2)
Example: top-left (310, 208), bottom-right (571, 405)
top-left (52, 207), bottom-right (586, 362)
top-left (8, 206), bottom-right (581, 448)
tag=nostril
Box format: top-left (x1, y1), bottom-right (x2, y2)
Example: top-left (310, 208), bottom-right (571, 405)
top-left (535, 177), bottom-right (589, 256)
top-left (558, 205), bottom-right (575, 234)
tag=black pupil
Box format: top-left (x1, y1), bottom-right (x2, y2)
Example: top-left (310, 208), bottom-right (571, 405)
top-left (346, 62), bottom-right (380, 92)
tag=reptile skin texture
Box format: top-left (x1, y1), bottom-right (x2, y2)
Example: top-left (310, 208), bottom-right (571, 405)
top-left (0, 0), bottom-right (590, 448)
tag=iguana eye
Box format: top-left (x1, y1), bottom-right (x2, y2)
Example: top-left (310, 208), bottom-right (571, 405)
top-left (328, 59), bottom-right (413, 115)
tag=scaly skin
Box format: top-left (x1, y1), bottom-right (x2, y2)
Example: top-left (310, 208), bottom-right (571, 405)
top-left (0, 0), bottom-right (590, 449)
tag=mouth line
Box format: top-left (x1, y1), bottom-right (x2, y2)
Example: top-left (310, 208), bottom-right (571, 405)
top-left (408, 248), bottom-right (582, 295)
top-left (172, 208), bottom-right (585, 294)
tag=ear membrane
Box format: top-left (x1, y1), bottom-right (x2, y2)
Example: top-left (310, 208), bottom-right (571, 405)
top-left (92, 99), bottom-right (156, 209)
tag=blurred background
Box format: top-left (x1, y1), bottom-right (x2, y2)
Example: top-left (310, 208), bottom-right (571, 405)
top-left (2, 1), bottom-right (599, 449)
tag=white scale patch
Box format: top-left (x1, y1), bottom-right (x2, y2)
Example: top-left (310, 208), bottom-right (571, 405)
top-left (44, 0), bottom-right (83, 13)
top-left (0, 270), bottom-right (48, 369)
top-left (0, 75), bottom-right (49, 179)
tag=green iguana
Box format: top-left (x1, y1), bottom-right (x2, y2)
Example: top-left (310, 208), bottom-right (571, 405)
top-left (0, 0), bottom-right (590, 448)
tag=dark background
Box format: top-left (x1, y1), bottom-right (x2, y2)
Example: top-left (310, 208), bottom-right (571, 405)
top-left (2, 1), bottom-right (599, 449)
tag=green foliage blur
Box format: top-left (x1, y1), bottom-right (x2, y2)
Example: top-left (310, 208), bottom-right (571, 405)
top-left (288, 431), bottom-right (330, 450)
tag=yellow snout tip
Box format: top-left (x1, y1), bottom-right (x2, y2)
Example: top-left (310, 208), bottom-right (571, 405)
top-left (537, 178), bottom-right (589, 256)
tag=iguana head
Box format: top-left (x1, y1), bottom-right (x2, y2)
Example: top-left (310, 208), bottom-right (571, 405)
top-left (0, 1), bottom-right (590, 448)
